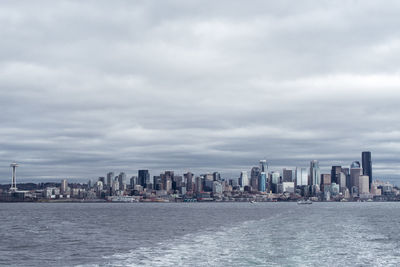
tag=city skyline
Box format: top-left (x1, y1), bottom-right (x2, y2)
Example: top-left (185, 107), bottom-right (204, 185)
top-left (1, 1), bottom-right (400, 183)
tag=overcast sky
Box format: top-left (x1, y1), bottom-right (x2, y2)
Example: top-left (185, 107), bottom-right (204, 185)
top-left (1, 0), bottom-right (400, 183)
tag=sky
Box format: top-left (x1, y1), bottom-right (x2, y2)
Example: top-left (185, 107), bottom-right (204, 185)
top-left (1, 0), bottom-right (400, 184)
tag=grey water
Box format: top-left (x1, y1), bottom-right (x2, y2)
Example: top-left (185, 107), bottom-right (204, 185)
top-left (1, 202), bottom-right (400, 266)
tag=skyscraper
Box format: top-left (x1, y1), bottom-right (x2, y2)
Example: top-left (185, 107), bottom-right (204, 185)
top-left (106, 172), bottom-right (114, 187)
top-left (259, 160), bottom-right (267, 172)
top-left (239, 171), bottom-right (249, 187)
top-left (331, 166), bottom-right (342, 184)
top-left (310, 160), bottom-right (321, 186)
top-left (184, 172), bottom-right (194, 192)
top-left (295, 167), bottom-right (308, 186)
top-left (138, 170), bottom-right (150, 188)
top-left (258, 172), bottom-right (267, 192)
top-left (362, 151), bottom-right (372, 189)
top-left (250, 167), bottom-right (260, 190)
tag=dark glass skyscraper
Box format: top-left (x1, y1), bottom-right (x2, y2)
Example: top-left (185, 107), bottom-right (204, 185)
top-left (362, 151), bottom-right (372, 189)
top-left (138, 170), bottom-right (150, 188)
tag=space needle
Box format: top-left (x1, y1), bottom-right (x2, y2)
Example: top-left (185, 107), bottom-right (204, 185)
top-left (10, 162), bottom-right (19, 191)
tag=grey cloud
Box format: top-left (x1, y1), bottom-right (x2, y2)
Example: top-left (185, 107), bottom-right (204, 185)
top-left (1, 0), bottom-right (400, 184)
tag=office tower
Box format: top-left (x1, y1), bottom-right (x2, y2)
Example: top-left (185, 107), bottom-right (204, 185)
top-left (61, 179), bottom-right (68, 194)
top-left (331, 166), bottom-right (342, 184)
top-left (184, 172), bottom-right (194, 192)
top-left (212, 181), bottom-right (223, 194)
top-left (239, 171), bottom-right (249, 187)
top-left (310, 160), bottom-right (321, 186)
top-left (10, 162), bottom-right (18, 191)
top-left (259, 160), bottom-right (267, 172)
top-left (271, 171), bottom-right (280, 184)
top-left (98, 177), bottom-right (105, 185)
top-left (195, 176), bottom-right (203, 193)
top-left (250, 167), bottom-right (260, 190)
top-left (282, 169), bottom-right (293, 182)
top-left (258, 172), bottom-right (267, 192)
top-left (362, 151), bottom-right (372, 189)
top-left (118, 172), bottom-right (126, 191)
top-left (138, 170), bottom-right (150, 188)
top-left (295, 167), bottom-right (308, 186)
top-left (106, 172), bottom-right (114, 187)
top-left (338, 172), bottom-right (347, 190)
top-left (161, 171), bottom-right (174, 191)
top-left (350, 161), bottom-right (362, 190)
top-left (153, 176), bottom-right (162, 190)
top-left (358, 175), bottom-right (370, 194)
top-left (213, 172), bottom-right (221, 181)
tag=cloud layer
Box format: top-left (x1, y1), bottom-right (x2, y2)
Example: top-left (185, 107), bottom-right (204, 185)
top-left (1, 0), bottom-right (400, 183)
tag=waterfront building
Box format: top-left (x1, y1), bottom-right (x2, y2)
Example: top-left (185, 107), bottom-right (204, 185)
top-left (310, 160), bottom-right (321, 186)
top-left (321, 174), bottom-right (331, 192)
top-left (362, 151), bottom-right (372, 189)
top-left (295, 167), bottom-right (308, 186)
top-left (258, 172), bottom-right (266, 192)
top-left (271, 171), bottom-right (280, 184)
top-left (138, 170), bottom-right (150, 188)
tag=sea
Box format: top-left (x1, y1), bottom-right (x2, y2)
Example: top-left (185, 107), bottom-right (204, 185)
top-left (1, 202), bottom-right (400, 267)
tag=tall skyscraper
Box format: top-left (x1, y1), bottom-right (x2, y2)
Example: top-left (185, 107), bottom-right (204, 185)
top-left (250, 167), bottom-right (260, 190)
top-left (310, 160), bottom-right (321, 186)
top-left (362, 151), bottom-right (372, 189)
top-left (295, 167), bottom-right (308, 186)
top-left (118, 172), bottom-right (126, 191)
top-left (258, 172), bottom-right (267, 192)
top-left (60, 179), bottom-right (68, 194)
top-left (138, 170), bottom-right (150, 188)
top-left (239, 171), bottom-right (249, 187)
top-left (331, 166), bottom-right (342, 184)
top-left (259, 160), bottom-right (267, 172)
top-left (106, 172), bottom-right (114, 187)
top-left (350, 161), bottom-right (362, 191)
top-left (184, 172), bottom-right (194, 192)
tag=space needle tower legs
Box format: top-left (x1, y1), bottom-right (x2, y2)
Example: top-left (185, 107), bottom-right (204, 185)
top-left (10, 162), bottom-right (19, 191)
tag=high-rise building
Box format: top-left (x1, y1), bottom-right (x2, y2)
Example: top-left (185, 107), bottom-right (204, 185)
top-left (258, 172), bottom-right (267, 192)
top-left (195, 176), bottom-right (203, 193)
top-left (295, 167), bottom-right (308, 186)
top-left (282, 169), bottom-right (293, 182)
top-left (213, 172), bottom-right (221, 181)
top-left (259, 160), bottom-right (267, 172)
top-left (359, 175), bottom-right (370, 195)
top-left (118, 172), bottom-right (126, 191)
top-left (106, 172), bottom-right (114, 187)
top-left (10, 162), bottom-right (18, 191)
top-left (350, 161), bottom-right (362, 190)
top-left (271, 171), bottom-right (280, 184)
top-left (60, 179), bottom-right (68, 194)
top-left (362, 151), bottom-right (372, 189)
top-left (184, 172), bottom-right (194, 192)
top-left (331, 166), bottom-right (342, 184)
top-left (130, 176), bottom-right (137, 189)
top-left (138, 170), bottom-right (150, 188)
top-left (250, 167), bottom-right (261, 190)
top-left (310, 160), bottom-right (321, 186)
top-left (239, 171), bottom-right (249, 187)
